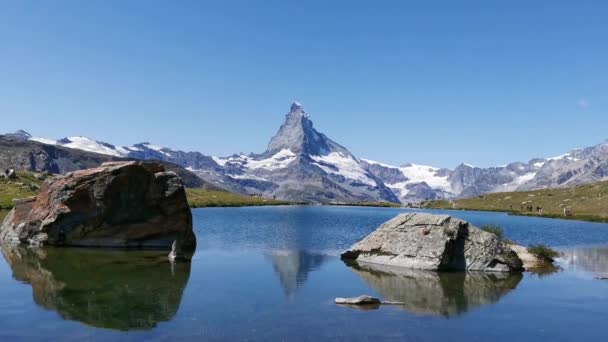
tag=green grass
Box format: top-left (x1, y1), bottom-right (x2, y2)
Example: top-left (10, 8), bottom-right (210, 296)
top-left (480, 224), bottom-right (515, 245)
top-left (0, 171), bottom-right (45, 209)
top-left (424, 180), bottom-right (608, 223)
top-left (186, 189), bottom-right (293, 208)
top-left (328, 201), bottom-right (402, 208)
top-left (527, 244), bottom-right (561, 262)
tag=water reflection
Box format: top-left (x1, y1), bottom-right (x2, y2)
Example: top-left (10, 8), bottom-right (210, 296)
top-left (560, 246), bottom-right (608, 277)
top-left (0, 244), bottom-right (191, 330)
top-left (345, 261), bottom-right (522, 317)
top-left (265, 250), bottom-right (330, 298)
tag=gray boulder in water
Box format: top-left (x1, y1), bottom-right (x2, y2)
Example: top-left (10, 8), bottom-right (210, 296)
top-left (341, 213), bottom-right (523, 272)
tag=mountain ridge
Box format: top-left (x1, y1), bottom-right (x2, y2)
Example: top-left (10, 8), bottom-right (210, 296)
top-left (7, 102), bottom-right (608, 204)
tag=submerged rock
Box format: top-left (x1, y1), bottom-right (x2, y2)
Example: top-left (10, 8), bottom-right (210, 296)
top-left (0, 161), bottom-right (195, 250)
top-left (335, 295), bottom-right (381, 305)
top-left (168, 240), bottom-right (194, 262)
top-left (341, 213), bottom-right (523, 272)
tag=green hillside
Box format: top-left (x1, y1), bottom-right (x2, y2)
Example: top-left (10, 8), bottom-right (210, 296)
top-left (424, 180), bottom-right (608, 223)
top-left (186, 188), bottom-right (292, 207)
top-left (0, 171), bottom-right (45, 209)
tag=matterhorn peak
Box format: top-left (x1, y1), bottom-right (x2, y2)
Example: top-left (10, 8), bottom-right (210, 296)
top-left (290, 101), bottom-right (304, 111)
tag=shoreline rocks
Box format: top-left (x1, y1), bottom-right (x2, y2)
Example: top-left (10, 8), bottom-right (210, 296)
top-left (341, 213), bottom-right (523, 272)
top-left (0, 161), bottom-right (196, 252)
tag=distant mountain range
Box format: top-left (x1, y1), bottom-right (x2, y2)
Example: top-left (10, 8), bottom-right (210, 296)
top-left (0, 132), bottom-right (217, 189)
top-left (3, 102), bottom-right (608, 204)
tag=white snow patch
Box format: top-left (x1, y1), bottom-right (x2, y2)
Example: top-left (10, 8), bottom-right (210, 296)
top-left (245, 149), bottom-right (297, 170)
top-left (29, 137), bottom-right (58, 145)
top-left (61, 136), bottom-right (124, 157)
top-left (360, 159), bottom-right (397, 168)
top-left (311, 152), bottom-right (377, 186)
top-left (533, 161), bottom-right (546, 168)
top-left (493, 172), bottom-right (537, 192)
top-left (212, 156), bottom-right (228, 167)
top-left (399, 164), bottom-right (452, 191)
top-left (140, 143), bottom-right (171, 157)
top-left (548, 151), bottom-right (580, 162)
top-left (228, 174), bottom-right (269, 181)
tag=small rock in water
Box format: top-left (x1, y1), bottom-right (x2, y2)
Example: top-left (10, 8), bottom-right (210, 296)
top-left (168, 240), bottom-right (190, 262)
top-left (335, 295), bottom-right (381, 305)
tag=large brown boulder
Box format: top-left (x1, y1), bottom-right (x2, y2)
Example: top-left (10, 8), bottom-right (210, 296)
top-left (0, 161), bottom-right (195, 250)
top-left (341, 213), bottom-right (523, 272)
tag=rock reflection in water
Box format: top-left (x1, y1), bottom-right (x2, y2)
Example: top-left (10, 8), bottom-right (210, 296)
top-left (265, 250), bottom-right (330, 298)
top-left (0, 244), bottom-right (191, 330)
top-left (345, 261), bottom-right (522, 317)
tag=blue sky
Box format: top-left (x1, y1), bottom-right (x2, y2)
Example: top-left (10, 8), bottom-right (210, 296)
top-left (1, 1), bottom-right (606, 168)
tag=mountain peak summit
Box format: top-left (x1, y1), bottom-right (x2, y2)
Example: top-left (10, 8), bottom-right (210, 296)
top-left (290, 101), bottom-right (304, 111)
top-left (4, 129), bottom-right (32, 140)
top-left (265, 102), bottom-right (351, 157)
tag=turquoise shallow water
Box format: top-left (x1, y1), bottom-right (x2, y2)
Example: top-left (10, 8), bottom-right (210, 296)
top-left (1, 206), bottom-right (607, 341)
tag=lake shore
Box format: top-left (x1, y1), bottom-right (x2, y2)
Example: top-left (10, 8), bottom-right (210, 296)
top-left (422, 206), bottom-right (608, 224)
top-left (424, 180), bottom-right (608, 224)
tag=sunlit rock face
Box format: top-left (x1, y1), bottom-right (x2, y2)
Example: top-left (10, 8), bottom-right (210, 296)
top-left (345, 261), bottom-right (522, 317)
top-left (341, 213), bottom-right (523, 272)
top-left (0, 245), bottom-right (191, 330)
top-left (0, 161), bottom-right (195, 250)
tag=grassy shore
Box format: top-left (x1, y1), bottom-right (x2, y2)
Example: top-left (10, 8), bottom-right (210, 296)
top-left (0, 171), bottom-right (44, 209)
top-left (327, 201), bottom-right (402, 208)
top-left (186, 189), bottom-right (293, 207)
top-left (424, 180), bottom-right (608, 223)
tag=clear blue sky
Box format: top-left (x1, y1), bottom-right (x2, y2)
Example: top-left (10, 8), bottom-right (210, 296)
top-left (1, 1), bottom-right (606, 168)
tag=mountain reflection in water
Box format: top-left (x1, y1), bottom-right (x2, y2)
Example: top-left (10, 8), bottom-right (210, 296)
top-left (265, 250), bottom-right (330, 298)
top-left (345, 261), bottom-right (522, 317)
top-left (0, 244), bottom-right (191, 331)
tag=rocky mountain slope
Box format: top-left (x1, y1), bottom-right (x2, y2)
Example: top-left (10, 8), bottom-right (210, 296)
top-left (6, 103), bottom-right (608, 204)
top-left (362, 140), bottom-right (608, 203)
top-left (0, 134), bottom-right (214, 189)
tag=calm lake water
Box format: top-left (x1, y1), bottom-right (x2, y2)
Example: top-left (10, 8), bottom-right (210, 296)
top-left (1, 206), bottom-right (608, 341)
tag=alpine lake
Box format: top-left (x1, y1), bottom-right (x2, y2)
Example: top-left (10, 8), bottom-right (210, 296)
top-left (0, 206), bottom-right (607, 341)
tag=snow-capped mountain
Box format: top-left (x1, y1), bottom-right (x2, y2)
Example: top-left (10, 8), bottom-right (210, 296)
top-left (9, 102), bottom-right (608, 204)
top-left (202, 102), bottom-right (399, 203)
top-left (361, 141), bottom-right (608, 203)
